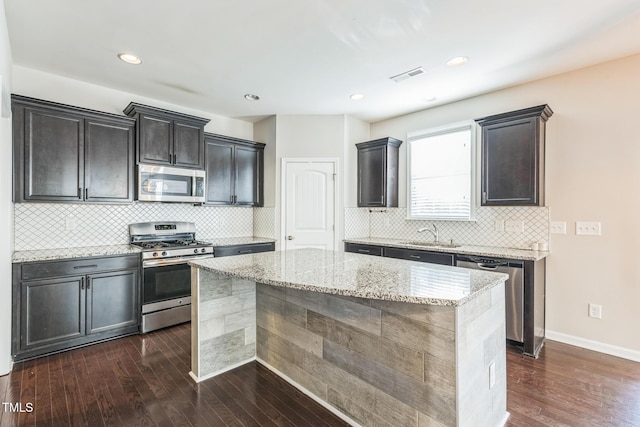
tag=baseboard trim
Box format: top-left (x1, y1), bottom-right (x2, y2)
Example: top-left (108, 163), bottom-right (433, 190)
top-left (256, 357), bottom-right (362, 427)
top-left (545, 330), bottom-right (640, 362)
top-left (189, 356), bottom-right (256, 383)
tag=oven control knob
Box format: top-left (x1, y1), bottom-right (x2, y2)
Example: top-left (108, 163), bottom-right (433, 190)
top-left (162, 251), bottom-right (167, 256)
top-left (201, 248), bottom-right (207, 253)
top-left (152, 252), bottom-right (158, 257)
top-left (194, 249), bottom-right (199, 254)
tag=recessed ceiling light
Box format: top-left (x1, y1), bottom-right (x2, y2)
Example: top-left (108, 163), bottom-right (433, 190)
top-left (244, 94), bottom-right (260, 101)
top-left (350, 93), bottom-right (365, 101)
top-left (446, 56), bottom-right (468, 67)
top-left (425, 96), bottom-right (437, 102)
top-left (117, 53), bottom-right (142, 65)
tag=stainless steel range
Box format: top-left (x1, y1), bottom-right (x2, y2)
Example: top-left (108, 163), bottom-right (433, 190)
top-left (129, 221), bottom-right (213, 333)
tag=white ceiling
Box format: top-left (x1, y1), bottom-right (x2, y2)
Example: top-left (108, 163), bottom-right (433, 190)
top-left (4, 0), bottom-right (640, 123)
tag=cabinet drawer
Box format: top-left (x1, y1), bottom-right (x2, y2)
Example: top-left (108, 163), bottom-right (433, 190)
top-left (214, 242), bottom-right (275, 258)
top-left (20, 254), bottom-right (140, 281)
top-left (344, 243), bottom-right (383, 256)
top-left (383, 247), bottom-right (454, 266)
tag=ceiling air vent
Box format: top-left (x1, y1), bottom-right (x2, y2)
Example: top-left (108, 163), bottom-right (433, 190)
top-left (390, 67), bottom-right (424, 83)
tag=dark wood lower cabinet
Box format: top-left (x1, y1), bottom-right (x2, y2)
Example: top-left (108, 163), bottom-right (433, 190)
top-left (344, 242), bottom-right (454, 265)
top-left (343, 242), bottom-right (384, 256)
top-left (12, 254), bottom-right (140, 361)
top-left (383, 246), bottom-right (455, 265)
top-left (213, 242), bottom-right (275, 258)
top-left (20, 276), bottom-right (85, 350)
top-left (86, 270), bottom-right (139, 335)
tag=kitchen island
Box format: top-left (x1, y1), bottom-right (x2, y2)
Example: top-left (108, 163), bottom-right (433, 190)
top-left (189, 248), bottom-right (509, 427)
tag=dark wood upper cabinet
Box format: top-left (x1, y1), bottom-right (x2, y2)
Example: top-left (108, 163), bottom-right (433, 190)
top-left (356, 137), bottom-right (402, 207)
top-left (84, 118), bottom-right (135, 202)
top-left (475, 105), bottom-right (553, 206)
top-left (12, 95), bottom-right (135, 203)
top-left (203, 133), bottom-right (265, 206)
top-left (124, 103), bottom-right (209, 169)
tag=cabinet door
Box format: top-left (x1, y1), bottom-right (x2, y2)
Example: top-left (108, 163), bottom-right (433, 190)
top-left (138, 113), bottom-right (173, 165)
top-left (22, 107), bottom-right (84, 201)
top-left (358, 145), bottom-right (386, 207)
top-left (174, 121), bottom-right (204, 169)
top-left (20, 277), bottom-right (85, 350)
top-left (235, 145), bottom-right (261, 205)
top-left (204, 139), bottom-right (234, 205)
top-left (482, 117), bottom-right (539, 205)
top-left (84, 118), bottom-right (135, 202)
top-left (86, 269), bottom-right (139, 335)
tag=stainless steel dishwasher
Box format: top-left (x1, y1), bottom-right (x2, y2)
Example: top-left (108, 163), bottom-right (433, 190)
top-left (456, 255), bottom-right (524, 343)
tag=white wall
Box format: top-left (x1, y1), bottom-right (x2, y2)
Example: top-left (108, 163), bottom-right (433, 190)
top-left (12, 66), bottom-right (253, 140)
top-left (255, 114), bottom-right (365, 248)
top-left (344, 116), bottom-right (370, 208)
top-left (0, 0), bottom-right (12, 375)
top-left (372, 54), bottom-right (640, 358)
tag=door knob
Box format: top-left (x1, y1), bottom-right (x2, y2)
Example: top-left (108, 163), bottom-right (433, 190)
top-left (287, 235), bottom-right (294, 240)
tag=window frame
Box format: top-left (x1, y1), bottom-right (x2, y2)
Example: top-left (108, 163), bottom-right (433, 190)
top-left (406, 120), bottom-right (478, 222)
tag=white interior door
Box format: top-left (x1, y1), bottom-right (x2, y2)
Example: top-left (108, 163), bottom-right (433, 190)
top-left (283, 161), bottom-right (336, 251)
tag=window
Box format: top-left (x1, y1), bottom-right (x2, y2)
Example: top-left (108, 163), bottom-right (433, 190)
top-left (407, 121), bottom-right (476, 221)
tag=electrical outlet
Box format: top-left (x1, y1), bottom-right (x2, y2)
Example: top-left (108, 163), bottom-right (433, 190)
top-left (550, 221), bottom-right (566, 235)
top-left (505, 220), bottom-right (524, 233)
top-left (589, 304), bottom-right (602, 319)
top-left (494, 220), bottom-right (505, 232)
top-left (576, 222), bottom-right (601, 236)
top-left (489, 361), bottom-right (496, 389)
top-left (65, 216), bottom-right (77, 231)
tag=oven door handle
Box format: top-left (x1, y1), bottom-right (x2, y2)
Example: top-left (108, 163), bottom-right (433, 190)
top-left (143, 254), bottom-right (213, 268)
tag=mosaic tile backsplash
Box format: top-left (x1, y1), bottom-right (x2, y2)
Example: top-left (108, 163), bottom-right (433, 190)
top-left (253, 207), bottom-right (276, 239)
top-left (14, 203), bottom-right (254, 251)
top-left (345, 206), bottom-right (549, 250)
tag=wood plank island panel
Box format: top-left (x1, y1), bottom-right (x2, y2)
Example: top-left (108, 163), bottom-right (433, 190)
top-left (190, 249), bottom-right (510, 426)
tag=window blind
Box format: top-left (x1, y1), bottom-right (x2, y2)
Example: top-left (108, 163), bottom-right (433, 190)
top-left (408, 125), bottom-right (474, 221)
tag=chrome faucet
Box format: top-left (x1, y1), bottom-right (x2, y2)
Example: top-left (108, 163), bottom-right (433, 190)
top-left (417, 224), bottom-right (439, 243)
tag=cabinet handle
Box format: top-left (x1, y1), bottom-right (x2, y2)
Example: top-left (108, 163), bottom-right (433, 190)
top-left (78, 188), bottom-right (82, 199)
top-left (85, 188), bottom-right (88, 200)
top-left (410, 255), bottom-right (421, 259)
top-left (358, 249), bottom-right (371, 253)
top-left (238, 249), bottom-right (253, 254)
top-left (380, 195), bottom-right (384, 204)
top-left (482, 191), bottom-right (487, 203)
top-left (80, 278), bottom-right (85, 290)
top-left (173, 154), bottom-right (177, 164)
top-left (87, 280), bottom-right (91, 290)
top-left (74, 264), bottom-right (98, 269)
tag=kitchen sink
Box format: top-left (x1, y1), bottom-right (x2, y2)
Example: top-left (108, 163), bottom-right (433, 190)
top-left (399, 241), bottom-right (462, 249)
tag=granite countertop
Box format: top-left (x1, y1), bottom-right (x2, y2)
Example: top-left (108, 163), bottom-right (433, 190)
top-left (12, 237), bottom-right (276, 263)
top-left (200, 236), bottom-right (276, 247)
top-left (190, 248), bottom-right (508, 306)
top-left (344, 237), bottom-right (549, 261)
top-left (12, 245), bottom-right (142, 263)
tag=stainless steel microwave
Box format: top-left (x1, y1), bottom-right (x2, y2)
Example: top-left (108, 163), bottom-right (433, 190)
top-left (137, 164), bottom-right (205, 203)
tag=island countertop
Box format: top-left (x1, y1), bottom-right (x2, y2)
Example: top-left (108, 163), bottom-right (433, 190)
top-left (189, 247), bottom-right (507, 306)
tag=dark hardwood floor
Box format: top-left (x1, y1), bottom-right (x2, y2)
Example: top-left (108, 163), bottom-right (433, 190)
top-left (1, 324), bottom-right (638, 426)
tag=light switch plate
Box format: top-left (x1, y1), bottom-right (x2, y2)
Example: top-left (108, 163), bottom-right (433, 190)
top-left (576, 221), bottom-right (601, 236)
top-left (550, 221), bottom-right (566, 235)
